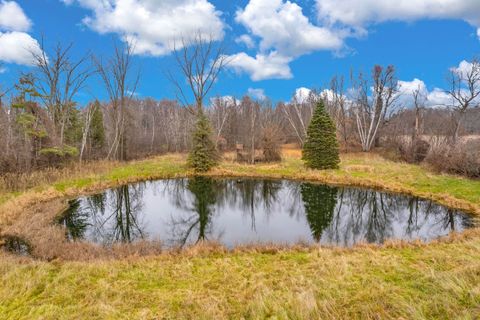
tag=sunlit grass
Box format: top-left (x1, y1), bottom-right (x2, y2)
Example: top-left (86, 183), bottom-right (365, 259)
top-left (0, 150), bottom-right (479, 319)
top-left (0, 236), bottom-right (479, 319)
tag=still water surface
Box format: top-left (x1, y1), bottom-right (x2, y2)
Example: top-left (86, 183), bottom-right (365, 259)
top-left (58, 178), bottom-right (474, 248)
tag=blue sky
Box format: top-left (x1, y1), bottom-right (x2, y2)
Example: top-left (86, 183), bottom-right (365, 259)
top-left (1, 0), bottom-right (480, 105)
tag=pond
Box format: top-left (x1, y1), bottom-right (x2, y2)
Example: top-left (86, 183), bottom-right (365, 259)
top-left (58, 177), bottom-right (475, 248)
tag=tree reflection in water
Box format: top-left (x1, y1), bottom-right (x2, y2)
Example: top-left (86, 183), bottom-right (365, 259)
top-left (59, 178), bottom-right (474, 247)
top-left (59, 185), bottom-right (146, 245)
top-left (168, 177), bottom-right (217, 246)
top-left (300, 183), bottom-right (338, 241)
top-left (167, 178), bottom-right (283, 247)
top-left (57, 199), bottom-right (90, 240)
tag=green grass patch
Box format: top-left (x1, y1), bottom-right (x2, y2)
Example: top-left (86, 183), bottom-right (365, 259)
top-left (0, 152), bottom-right (479, 319)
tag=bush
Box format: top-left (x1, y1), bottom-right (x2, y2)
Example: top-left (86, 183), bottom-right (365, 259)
top-left (262, 125), bottom-right (282, 162)
top-left (397, 139), bottom-right (430, 163)
top-left (302, 100), bottom-right (340, 169)
top-left (187, 111), bottom-right (219, 172)
top-left (38, 145), bottom-right (79, 168)
top-left (425, 139), bottom-right (480, 178)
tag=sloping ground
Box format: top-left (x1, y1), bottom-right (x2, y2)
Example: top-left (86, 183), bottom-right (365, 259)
top-left (0, 152), bottom-right (479, 319)
top-left (0, 235), bottom-right (479, 319)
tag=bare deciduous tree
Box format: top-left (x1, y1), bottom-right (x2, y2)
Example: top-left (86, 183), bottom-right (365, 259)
top-left (328, 76), bottom-right (351, 151)
top-left (94, 41), bottom-right (139, 160)
top-left (281, 90), bottom-right (316, 146)
top-left (352, 65), bottom-right (399, 152)
top-left (446, 58), bottom-right (480, 143)
top-left (412, 85), bottom-right (427, 143)
top-left (168, 33), bottom-right (229, 114)
top-left (210, 96), bottom-right (233, 149)
top-left (32, 41), bottom-right (93, 145)
top-left (79, 101), bottom-right (98, 163)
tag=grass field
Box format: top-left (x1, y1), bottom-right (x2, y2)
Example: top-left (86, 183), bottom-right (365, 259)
top-left (0, 151), bottom-right (479, 319)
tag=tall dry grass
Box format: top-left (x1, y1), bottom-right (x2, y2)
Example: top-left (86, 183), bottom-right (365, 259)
top-left (0, 150), bottom-right (479, 318)
top-left (0, 161), bottom-right (121, 194)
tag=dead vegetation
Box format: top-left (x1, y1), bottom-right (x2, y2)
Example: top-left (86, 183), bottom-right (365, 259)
top-left (0, 151), bottom-right (479, 261)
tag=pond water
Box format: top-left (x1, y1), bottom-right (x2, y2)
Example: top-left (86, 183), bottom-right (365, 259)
top-left (0, 235), bottom-right (32, 255)
top-left (58, 178), bottom-right (474, 248)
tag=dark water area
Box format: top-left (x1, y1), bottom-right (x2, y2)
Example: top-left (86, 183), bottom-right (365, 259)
top-left (57, 178), bottom-right (475, 248)
top-left (0, 235), bottom-right (32, 255)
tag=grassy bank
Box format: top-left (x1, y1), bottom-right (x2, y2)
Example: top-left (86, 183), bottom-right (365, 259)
top-left (1, 233), bottom-right (479, 319)
top-left (1, 151), bottom-right (480, 223)
top-left (0, 151), bottom-right (479, 319)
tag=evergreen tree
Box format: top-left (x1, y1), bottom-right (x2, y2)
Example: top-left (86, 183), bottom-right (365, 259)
top-left (89, 101), bottom-right (105, 149)
top-left (187, 111), bottom-right (219, 172)
top-left (65, 108), bottom-right (83, 145)
top-left (302, 100), bottom-right (340, 169)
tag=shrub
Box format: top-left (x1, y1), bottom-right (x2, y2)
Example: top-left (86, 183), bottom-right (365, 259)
top-left (397, 139), bottom-right (430, 163)
top-left (262, 125), bottom-right (282, 162)
top-left (425, 139), bottom-right (480, 178)
top-left (187, 111), bottom-right (219, 172)
top-left (38, 145), bottom-right (79, 168)
top-left (302, 100), bottom-right (340, 169)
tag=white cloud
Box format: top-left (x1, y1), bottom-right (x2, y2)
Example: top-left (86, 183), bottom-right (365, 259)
top-left (63, 0), bottom-right (225, 56)
top-left (228, 51), bottom-right (292, 81)
top-left (450, 60), bottom-right (477, 78)
top-left (0, 31), bottom-right (42, 66)
top-left (316, 0), bottom-right (480, 37)
top-left (0, 1), bottom-right (32, 32)
top-left (247, 88), bottom-right (266, 100)
top-left (292, 87), bottom-right (311, 103)
top-left (236, 0), bottom-right (343, 57)
top-left (0, 2), bottom-right (42, 66)
top-left (210, 95), bottom-right (239, 107)
top-left (228, 0), bottom-right (345, 81)
top-left (235, 34), bottom-right (255, 49)
top-left (398, 78), bottom-right (427, 96)
top-left (426, 88), bottom-right (453, 107)
top-left (396, 78), bottom-right (428, 104)
top-left (396, 78), bottom-right (453, 107)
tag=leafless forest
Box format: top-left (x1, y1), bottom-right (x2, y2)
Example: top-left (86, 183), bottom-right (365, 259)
top-left (1, 40), bottom-right (479, 177)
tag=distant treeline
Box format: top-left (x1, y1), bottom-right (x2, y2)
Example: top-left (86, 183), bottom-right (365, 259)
top-left (1, 41), bottom-right (479, 177)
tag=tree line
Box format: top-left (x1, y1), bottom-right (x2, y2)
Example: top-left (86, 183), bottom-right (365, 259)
top-left (0, 37), bottom-right (479, 176)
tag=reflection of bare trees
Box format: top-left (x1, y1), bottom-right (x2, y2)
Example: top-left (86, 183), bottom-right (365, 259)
top-left (168, 177), bottom-right (217, 247)
top-left (60, 184), bottom-right (146, 245)
top-left (223, 180), bottom-right (283, 222)
top-left (60, 178), bottom-right (473, 247)
top-left (166, 178), bottom-right (283, 247)
top-left (108, 185), bottom-right (145, 243)
top-left (320, 188), bottom-right (471, 246)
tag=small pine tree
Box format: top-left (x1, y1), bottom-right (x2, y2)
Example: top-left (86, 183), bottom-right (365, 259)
top-left (302, 100), bottom-right (340, 169)
top-left (90, 101), bottom-right (105, 149)
top-left (187, 111), bottom-right (219, 172)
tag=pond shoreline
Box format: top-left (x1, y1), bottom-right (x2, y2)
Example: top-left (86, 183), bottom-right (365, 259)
top-left (1, 153), bottom-right (480, 319)
top-left (0, 152), bottom-right (479, 261)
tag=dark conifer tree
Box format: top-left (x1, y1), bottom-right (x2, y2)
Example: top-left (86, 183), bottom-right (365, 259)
top-left (302, 100), bottom-right (340, 169)
top-left (187, 111), bottom-right (219, 172)
top-left (89, 101), bottom-right (106, 150)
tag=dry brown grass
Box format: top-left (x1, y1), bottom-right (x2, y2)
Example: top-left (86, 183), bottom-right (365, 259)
top-left (0, 150), bottom-right (478, 262)
top-left (0, 161), bottom-right (121, 194)
top-left (0, 151), bottom-right (479, 318)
